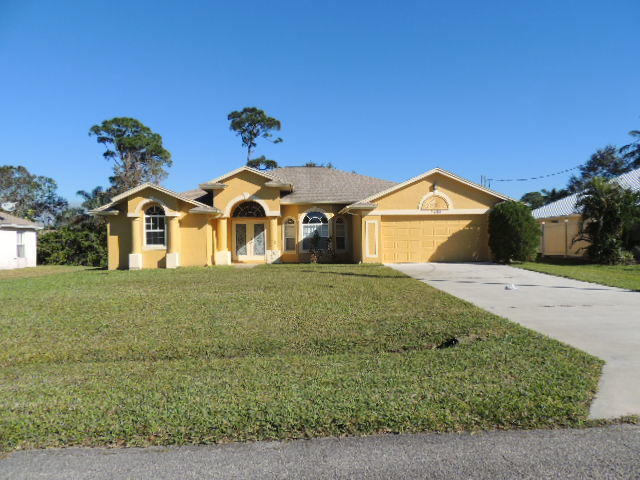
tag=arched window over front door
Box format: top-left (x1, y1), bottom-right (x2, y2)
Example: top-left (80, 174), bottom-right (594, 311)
top-left (145, 205), bottom-right (166, 247)
top-left (232, 201), bottom-right (266, 217)
top-left (302, 211), bottom-right (328, 251)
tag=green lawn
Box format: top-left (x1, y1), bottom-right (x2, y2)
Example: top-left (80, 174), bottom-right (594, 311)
top-left (519, 261), bottom-right (640, 291)
top-left (0, 265), bottom-right (87, 280)
top-left (0, 264), bottom-right (602, 451)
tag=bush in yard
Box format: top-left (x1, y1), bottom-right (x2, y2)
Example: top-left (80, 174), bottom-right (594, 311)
top-left (576, 177), bottom-right (640, 264)
top-left (488, 201), bottom-right (540, 264)
top-left (38, 226), bottom-right (107, 268)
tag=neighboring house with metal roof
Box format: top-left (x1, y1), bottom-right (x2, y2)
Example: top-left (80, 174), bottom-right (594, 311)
top-left (0, 211), bottom-right (43, 269)
top-left (91, 165), bottom-right (511, 269)
top-left (532, 168), bottom-right (640, 257)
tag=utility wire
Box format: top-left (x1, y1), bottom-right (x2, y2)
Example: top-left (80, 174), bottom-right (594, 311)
top-left (481, 165), bottom-right (582, 188)
top-left (487, 165), bottom-right (581, 182)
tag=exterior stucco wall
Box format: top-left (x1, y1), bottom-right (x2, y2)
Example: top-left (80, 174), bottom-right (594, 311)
top-left (214, 171), bottom-right (280, 216)
top-left (107, 214), bottom-right (131, 270)
top-left (538, 216), bottom-right (588, 257)
top-left (0, 228), bottom-right (37, 269)
top-left (360, 172), bottom-right (500, 263)
top-left (106, 188), bottom-right (215, 269)
top-left (180, 215), bottom-right (212, 267)
top-left (373, 172), bottom-right (500, 211)
top-left (277, 204), bottom-right (352, 263)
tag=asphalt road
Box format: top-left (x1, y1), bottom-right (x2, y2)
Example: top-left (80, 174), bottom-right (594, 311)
top-left (2, 425), bottom-right (639, 479)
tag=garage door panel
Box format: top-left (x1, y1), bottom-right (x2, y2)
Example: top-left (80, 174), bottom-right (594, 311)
top-left (381, 216), bottom-right (489, 263)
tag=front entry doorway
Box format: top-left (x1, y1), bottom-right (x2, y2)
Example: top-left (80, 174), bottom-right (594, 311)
top-left (233, 222), bottom-right (267, 262)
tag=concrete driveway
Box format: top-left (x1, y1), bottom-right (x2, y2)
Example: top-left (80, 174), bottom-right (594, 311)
top-left (388, 262), bottom-right (640, 419)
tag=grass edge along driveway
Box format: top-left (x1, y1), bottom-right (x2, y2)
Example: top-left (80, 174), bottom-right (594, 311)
top-left (0, 264), bottom-right (602, 451)
top-left (518, 261), bottom-right (640, 291)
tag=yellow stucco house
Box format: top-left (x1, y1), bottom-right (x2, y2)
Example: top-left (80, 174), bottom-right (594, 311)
top-left (532, 168), bottom-right (640, 257)
top-left (91, 165), bottom-right (511, 269)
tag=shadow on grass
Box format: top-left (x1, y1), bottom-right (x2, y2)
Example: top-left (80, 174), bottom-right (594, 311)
top-left (300, 270), bottom-right (409, 279)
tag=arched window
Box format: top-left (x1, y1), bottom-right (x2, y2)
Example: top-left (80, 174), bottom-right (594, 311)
top-left (302, 211), bottom-right (328, 251)
top-left (334, 217), bottom-right (346, 251)
top-left (232, 201), bottom-right (266, 217)
top-left (283, 218), bottom-right (296, 252)
top-left (145, 205), bottom-right (166, 246)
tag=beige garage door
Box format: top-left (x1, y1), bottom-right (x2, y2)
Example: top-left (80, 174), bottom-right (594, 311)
top-left (381, 215), bottom-right (490, 263)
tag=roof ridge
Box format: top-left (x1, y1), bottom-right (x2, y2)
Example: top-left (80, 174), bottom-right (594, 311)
top-left (272, 166), bottom-right (396, 184)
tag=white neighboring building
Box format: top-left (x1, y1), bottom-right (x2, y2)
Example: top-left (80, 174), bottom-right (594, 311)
top-left (0, 211), bottom-right (43, 269)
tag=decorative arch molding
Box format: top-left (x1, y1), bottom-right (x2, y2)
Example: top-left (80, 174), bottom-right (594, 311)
top-left (299, 205), bottom-right (334, 218)
top-left (128, 197), bottom-right (181, 217)
top-left (222, 193), bottom-right (279, 218)
top-left (417, 191), bottom-right (453, 211)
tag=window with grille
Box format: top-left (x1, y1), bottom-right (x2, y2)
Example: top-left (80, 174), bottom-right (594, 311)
top-left (284, 218), bottom-right (296, 252)
top-left (335, 217), bottom-right (346, 250)
top-left (16, 231), bottom-right (25, 258)
top-left (145, 205), bottom-right (166, 246)
top-left (302, 212), bottom-right (328, 251)
top-left (232, 201), bottom-right (266, 217)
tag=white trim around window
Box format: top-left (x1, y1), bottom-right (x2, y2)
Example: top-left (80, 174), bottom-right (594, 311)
top-left (300, 211), bottom-right (330, 252)
top-left (334, 216), bottom-right (347, 251)
top-left (144, 205), bottom-right (167, 249)
top-left (16, 231), bottom-right (25, 258)
top-left (283, 217), bottom-right (297, 253)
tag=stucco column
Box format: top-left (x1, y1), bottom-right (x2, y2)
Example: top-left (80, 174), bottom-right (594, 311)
top-left (129, 216), bottom-right (143, 270)
top-left (266, 216), bottom-right (281, 264)
top-left (214, 218), bottom-right (231, 265)
top-left (166, 216), bottom-right (181, 268)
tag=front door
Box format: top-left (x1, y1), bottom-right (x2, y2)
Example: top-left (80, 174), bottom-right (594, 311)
top-left (234, 222), bottom-right (267, 261)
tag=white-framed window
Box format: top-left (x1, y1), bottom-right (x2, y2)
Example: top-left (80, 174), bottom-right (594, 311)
top-left (283, 217), bottom-right (296, 252)
top-left (16, 231), bottom-right (25, 258)
top-left (302, 211), bottom-right (329, 251)
top-left (144, 205), bottom-right (166, 247)
top-left (334, 217), bottom-right (346, 251)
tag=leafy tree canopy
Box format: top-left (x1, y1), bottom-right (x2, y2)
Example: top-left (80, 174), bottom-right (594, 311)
top-left (228, 107), bottom-right (282, 162)
top-left (0, 165), bottom-right (67, 223)
top-left (246, 156), bottom-right (279, 170)
top-left (620, 129), bottom-right (640, 169)
top-left (89, 117), bottom-right (172, 194)
top-left (520, 191), bottom-right (546, 209)
top-left (56, 186), bottom-right (111, 229)
top-left (519, 188), bottom-right (568, 208)
top-left (567, 146), bottom-right (631, 193)
top-left (575, 177), bottom-right (640, 264)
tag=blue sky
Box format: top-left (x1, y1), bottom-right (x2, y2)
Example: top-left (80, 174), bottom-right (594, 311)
top-left (1, 0), bottom-right (638, 203)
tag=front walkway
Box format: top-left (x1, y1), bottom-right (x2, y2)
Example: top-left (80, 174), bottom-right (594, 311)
top-left (388, 262), bottom-right (640, 419)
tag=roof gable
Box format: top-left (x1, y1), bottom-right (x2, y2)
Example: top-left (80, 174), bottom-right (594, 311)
top-left (208, 166), bottom-right (277, 184)
top-left (350, 168), bottom-right (512, 206)
top-left (91, 183), bottom-right (208, 213)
